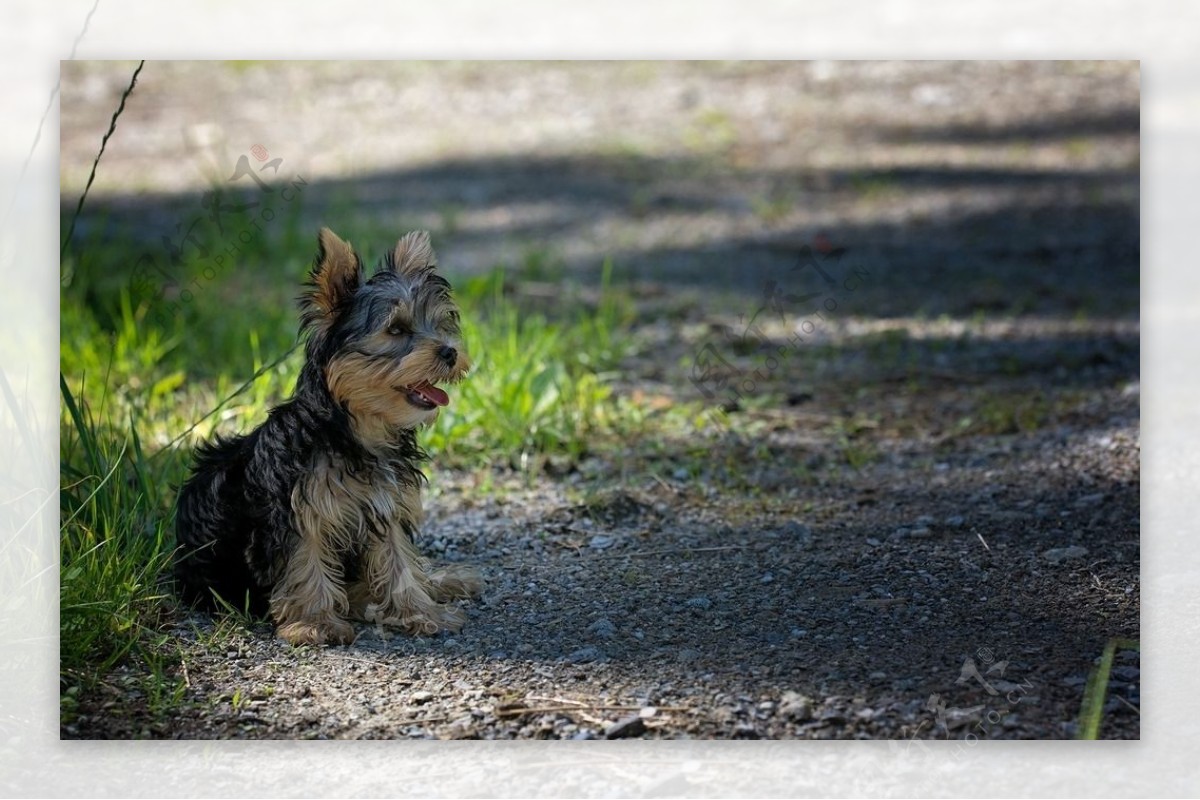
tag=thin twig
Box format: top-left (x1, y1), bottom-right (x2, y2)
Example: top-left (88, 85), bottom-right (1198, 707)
top-left (526, 695), bottom-right (590, 707)
top-left (150, 343), bottom-right (301, 458)
top-left (551, 539), bottom-right (585, 555)
top-left (327, 653), bottom-right (403, 670)
top-left (592, 544), bottom-right (749, 560)
top-left (61, 59), bottom-right (144, 258)
top-left (647, 472), bottom-right (676, 494)
top-left (1115, 695), bottom-right (1140, 715)
top-left (498, 702), bottom-right (685, 718)
top-left (397, 715), bottom-right (449, 726)
top-left (3, 0), bottom-right (100, 228)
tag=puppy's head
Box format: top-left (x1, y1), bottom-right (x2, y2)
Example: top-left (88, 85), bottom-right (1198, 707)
top-left (300, 228), bottom-right (470, 439)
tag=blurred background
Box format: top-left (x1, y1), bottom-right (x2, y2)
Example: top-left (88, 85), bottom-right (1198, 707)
top-left (59, 60), bottom-right (1139, 450)
top-left (61, 60), bottom-right (1138, 309)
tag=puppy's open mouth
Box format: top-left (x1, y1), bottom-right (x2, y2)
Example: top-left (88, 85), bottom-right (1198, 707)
top-left (398, 381), bottom-right (450, 410)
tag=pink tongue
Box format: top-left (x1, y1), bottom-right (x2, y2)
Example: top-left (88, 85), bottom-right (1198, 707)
top-left (414, 382), bottom-right (449, 407)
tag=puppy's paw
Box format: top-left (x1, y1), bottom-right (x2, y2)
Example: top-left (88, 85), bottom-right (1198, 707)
top-left (429, 565), bottom-right (484, 601)
top-left (402, 604), bottom-right (467, 636)
top-left (277, 617), bottom-right (356, 646)
top-left (373, 603), bottom-right (466, 636)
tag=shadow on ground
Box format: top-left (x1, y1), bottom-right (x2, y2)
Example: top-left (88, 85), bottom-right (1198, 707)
top-left (63, 108), bottom-right (1139, 332)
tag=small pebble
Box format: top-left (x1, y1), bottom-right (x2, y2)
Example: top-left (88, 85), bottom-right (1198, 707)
top-left (588, 618), bottom-right (617, 639)
top-left (568, 646), bottom-right (602, 663)
top-left (605, 714), bottom-right (647, 739)
top-left (1111, 666), bottom-right (1139, 681)
top-left (783, 521), bottom-right (813, 538)
top-left (779, 692), bottom-right (812, 720)
top-left (1042, 545), bottom-right (1089, 564)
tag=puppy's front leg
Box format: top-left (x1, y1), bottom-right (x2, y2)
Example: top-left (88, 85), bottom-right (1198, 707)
top-left (365, 524), bottom-right (467, 635)
top-left (363, 486), bottom-right (468, 635)
top-left (269, 488), bottom-right (354, 646)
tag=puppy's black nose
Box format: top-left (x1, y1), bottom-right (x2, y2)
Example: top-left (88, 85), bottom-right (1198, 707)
top-left (437, 345), bottom-right (458, 366)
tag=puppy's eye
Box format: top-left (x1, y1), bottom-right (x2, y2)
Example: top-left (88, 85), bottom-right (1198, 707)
top-left (387, 323), bottom-right (408, 336)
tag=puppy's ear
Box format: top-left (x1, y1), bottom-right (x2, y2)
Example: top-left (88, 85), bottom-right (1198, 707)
top-left (301, 227), bottom-right (362, 330)
top-left (384, 230), bottom-right (437, 277)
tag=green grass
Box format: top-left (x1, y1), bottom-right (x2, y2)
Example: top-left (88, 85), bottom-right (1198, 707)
top-left (426, 262), bottom-right (633, 465)
top-left (1076, 637), bottom-right (1139, 739)
top-left (955, 392), bottom-right (1052, 437)
top-left (683, 107), bottom-right (737, 155)
top-left (60, 374), bottom-right (175, 693)
top-left (59, 215), bottom-right (642, 699)
top-left (849, 171), bottom-right (900, 201)
top-left (750, 191), bottom-right (793, 225)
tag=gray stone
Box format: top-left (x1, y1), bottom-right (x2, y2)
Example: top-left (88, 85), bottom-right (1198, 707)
top-left (779, 691), bottom-right (813, 721)
top-left (567, 646), bottom-right (603, 663)
top-left (1042, 545), bottom-right (1089, 564)
top-left (588, 618), bottom-right (617, 639)
top-left (605, 714), bottom-right (647, 739)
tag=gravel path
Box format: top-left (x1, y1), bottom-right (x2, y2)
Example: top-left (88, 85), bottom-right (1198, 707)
top-left (66, 375), bottom-right (1140, 740)
top-left (60, 60), bottom-right (1139, 740)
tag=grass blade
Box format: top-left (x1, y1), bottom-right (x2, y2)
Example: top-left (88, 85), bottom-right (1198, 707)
top-left (1077, 637), bottom-right (1139, 739)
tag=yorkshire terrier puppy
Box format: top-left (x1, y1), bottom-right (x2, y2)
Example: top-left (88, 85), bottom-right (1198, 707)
top-left (174, 228), bottom-right (481, 646)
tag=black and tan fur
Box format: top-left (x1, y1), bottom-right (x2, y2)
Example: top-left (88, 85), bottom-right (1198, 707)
top-left (173, 228), bottom-right (480, 646)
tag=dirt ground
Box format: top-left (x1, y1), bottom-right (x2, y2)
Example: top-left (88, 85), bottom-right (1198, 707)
top-left (59, 60), bottom-right (1139, 740)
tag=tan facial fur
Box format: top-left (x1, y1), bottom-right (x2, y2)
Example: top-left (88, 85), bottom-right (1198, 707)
top-left (325, 335), bottom-right (471, 445)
